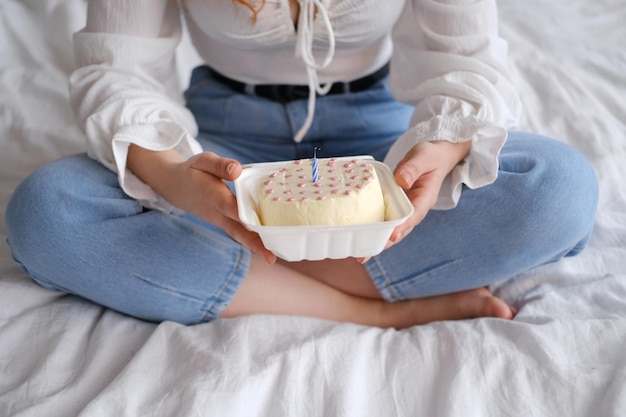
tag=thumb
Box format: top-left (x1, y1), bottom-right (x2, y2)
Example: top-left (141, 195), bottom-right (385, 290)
top-left (394, 157), bottom-right (425, 189)
top-left (191, 152), bottom-right (242, 181)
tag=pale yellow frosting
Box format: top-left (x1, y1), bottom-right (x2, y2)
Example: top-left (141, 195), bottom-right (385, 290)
top-left (257, 158), bottom-right (385, 226)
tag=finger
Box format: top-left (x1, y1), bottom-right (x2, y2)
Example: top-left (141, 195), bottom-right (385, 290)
top-left (406, 186), bottom-right (435, 226)
top-left (388, 224), bottom-right (405, 244)
top-left (393, 146), bottom-right (432, 189)
top-left (209, 185), bottom-right (242, 223)
top-left (220, 216), bottom-right (277, 264)
top-left (387, 224), bottom-right (415, 250)
top-left (200, 190), bottom-right (277, 264)
top-left (388, 223), bottom-right (413, 243)
top-left (191, 152), bottom-right (242, 181)
top-left (394, 161), bottom-right (420, 189)
top-left (387, 176), bottom-right (439, 244)
top-left (387, 186), bottom-right (434, 244)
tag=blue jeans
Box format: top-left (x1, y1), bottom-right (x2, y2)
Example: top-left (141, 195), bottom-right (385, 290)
top-left (5, 67), bottom-right (599, 324)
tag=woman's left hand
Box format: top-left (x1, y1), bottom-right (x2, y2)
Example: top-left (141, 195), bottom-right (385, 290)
top-left (386, 140), bottom-right (471, 248)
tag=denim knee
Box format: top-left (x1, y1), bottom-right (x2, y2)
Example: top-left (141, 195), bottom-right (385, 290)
top-left (7, 168), bottom-right (50, 281)
top-left (548, 141), bottom-right (598, 256)
top-left (5, 154), bottom-right (128, 284)
top-left (505, 134), bottom-right (599, 258)
top-left (7, 157), bottom-right (76, 280)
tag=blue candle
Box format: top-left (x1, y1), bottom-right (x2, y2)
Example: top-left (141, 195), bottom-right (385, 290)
top-left (312, 147), bottom-right (320, 183)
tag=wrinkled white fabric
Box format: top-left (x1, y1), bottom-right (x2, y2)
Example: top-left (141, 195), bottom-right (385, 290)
top-left (69, 0), bottom-right (520, 210)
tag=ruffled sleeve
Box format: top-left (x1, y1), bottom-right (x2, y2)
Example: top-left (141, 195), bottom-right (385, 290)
top-left (69, 0), bottom-right (202, 210)
top-left (385, 0), bottom-right (522, 209)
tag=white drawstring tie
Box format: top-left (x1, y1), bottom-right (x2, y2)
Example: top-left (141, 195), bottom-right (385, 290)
top-left (293, 0), bottom-right (335, 143)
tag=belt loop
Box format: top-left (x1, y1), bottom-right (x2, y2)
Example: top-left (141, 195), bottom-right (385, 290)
top-left (244, 84), bottom-right (256, 96)
top-left (342, 82), bottom-right (351, 93)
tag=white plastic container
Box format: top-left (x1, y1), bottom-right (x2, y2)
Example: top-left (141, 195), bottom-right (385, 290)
top-left (234, 156), bottom-right (414, 261)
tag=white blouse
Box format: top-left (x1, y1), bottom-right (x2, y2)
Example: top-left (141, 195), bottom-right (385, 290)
top-left (69, 0), bottom-right (521, 211)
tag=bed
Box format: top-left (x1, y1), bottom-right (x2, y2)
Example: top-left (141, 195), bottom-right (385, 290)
top-left (1, 0), bottom-right (625, 416)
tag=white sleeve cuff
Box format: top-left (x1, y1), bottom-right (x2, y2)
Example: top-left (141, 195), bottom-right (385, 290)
top-left (106, 121), bottom-right (203, 211)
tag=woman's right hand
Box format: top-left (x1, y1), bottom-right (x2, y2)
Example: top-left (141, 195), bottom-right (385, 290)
top-left (127, 145), bottom-right (277, 264)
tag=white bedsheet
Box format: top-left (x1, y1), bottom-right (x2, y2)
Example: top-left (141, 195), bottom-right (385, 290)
top-left (1, 0), bottom-right (625, 416)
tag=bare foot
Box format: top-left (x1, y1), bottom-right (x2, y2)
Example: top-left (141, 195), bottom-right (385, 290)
top-left (379, 287), bottom-right (516, 329)
top-left (452, 287), bottom-right (516, 319)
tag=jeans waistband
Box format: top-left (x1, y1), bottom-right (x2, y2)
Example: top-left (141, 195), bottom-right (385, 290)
top-left (209, 63), bottom-right (390, 103)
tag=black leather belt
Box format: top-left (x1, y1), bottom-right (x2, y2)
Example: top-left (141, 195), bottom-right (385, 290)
top-left (210, 63), bottom-right (390, 103)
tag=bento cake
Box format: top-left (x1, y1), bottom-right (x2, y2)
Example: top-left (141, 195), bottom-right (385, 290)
top-left (257, 158), bottom-right (385, 226)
